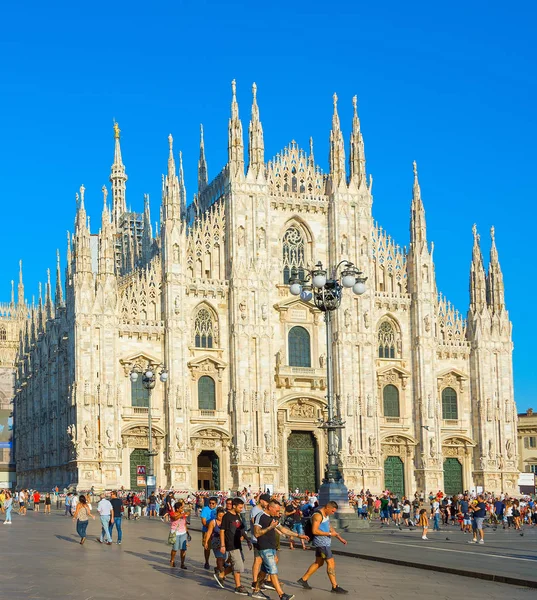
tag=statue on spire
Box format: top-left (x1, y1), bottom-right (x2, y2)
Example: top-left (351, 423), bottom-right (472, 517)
top-left (113, 120), bottom-right (120, 139)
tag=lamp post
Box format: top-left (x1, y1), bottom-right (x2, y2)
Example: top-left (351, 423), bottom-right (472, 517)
top-left (289, 261), bottom-right (367, 507)
top-left (129, 365), bottom-right (168, 498)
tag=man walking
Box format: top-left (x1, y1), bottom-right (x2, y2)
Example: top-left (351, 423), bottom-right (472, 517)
top-left (297, 500), bottom-right (348, 594)
top-left (97, 493), bottom-right (114, 545)
top-left (201, 496), bottom-right (218, 569)
top-left (215, 498), bottom-right (252, 596)
top-left (109, 491), bottom-right (124, 545)
top-left (250, 494), bottom-right (271, 594)
top-left (252, 499), bottom-right (308, 600)
top-left (468, 494), bottom-right (486, 544)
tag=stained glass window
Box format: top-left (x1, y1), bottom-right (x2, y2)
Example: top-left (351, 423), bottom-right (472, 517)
top-left (442, 387), bottom-right (458, 420)
top-left (198, 376), bottom-right (216, 410)
top-left (288, 326), bottom-right (311, 368)
top-left (194, 308), bottom-right (214, 348)
top-left (282, 226), bottom-right (306, 284)
top-left (131, 377), bottom-right (149, 408)
top-left (383, 384), bottom-right (400, 417)
top-left (378, 320), bottom-right (397, 358)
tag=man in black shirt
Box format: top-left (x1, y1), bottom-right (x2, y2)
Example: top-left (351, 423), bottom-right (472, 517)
top-left (252, 499), bottom-right (308, 600)
top-left (468, 495), bottom-right (486, 544)
top-left (215, 498), bottom-right (252, 596)
top-left (108, 491), bottom-right (124, 545)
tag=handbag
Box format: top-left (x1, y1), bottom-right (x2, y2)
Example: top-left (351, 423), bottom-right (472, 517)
top-left (168, 530), bottom-right (177, 545)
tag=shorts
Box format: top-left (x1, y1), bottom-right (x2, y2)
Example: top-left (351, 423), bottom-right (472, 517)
top-left (293, 522), bottom-right (304, 535)
top-left (173, 532), bottom-right (188, 551)
top-left (259, 548), bottom-right (278, 575)
top-left (380, 509), bottom-right (389, 519)
top-left (314, 545), bottom-right (333, 560)
top-left (148, 504), bottom-right (156, 511)
top-left (253, 542), bottom-right (261, 558)
top-left (228, 548), bottom-right (244, 573)
top-left (212, 545), bottom-right (227, 559)
top-left (474, 517), bottom-right (485, 530)
top-left (463, 518), bottom-right (471, 525)
top-left (20, 503), bottom-right (25, 508)
top-left (393, 509), bottom-right (401, 514)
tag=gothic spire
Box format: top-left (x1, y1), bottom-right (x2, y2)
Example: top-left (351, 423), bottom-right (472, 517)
top-left (179, 150), bottom-right (187, 221)
top-left (17, 259), bottom-right (24, 307)
top-left (45, 268), bottom-right (53, 320)
top-left (55, 249), bottom-right (64, 307)
top-left (248, 82), bottom-right (264, 178)
top-left (198, 124), bottom-right (208, 193)
top-left (309, 137), bottom-right (315, 167)
top-left (37, 282), bottom-right (44, 333)
top-left (163, 134), bottom-right (181, 221)
top-left (469, 224), bottom-right (487, 313)
top-left (228, 79), bottom-right (244, 178)
top-left (110, 121), bottom-right (128, 226)
top-left (74, 185), bottom-right (92, 273)
top-left (10, 280), bottom-right (14, 307)
top-left (410, 161), bottom-right (427, 250)
top-left (349, 95), bottom-right (366, 186)
top-left (98, 185), bottom-right (116, 276)
top-left (487, 225), bottom-right (505, 313)
top-left (142, 193), bottom-right (153, 263)
top-left (329, 93), bottom-right (346, 186)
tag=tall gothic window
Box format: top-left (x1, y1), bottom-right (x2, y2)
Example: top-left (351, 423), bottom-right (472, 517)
top-left (378, 320), bottom-right (397, 358)
top-left (288, 326), bottom-right (311, 367)
top-left (383, 384), bottom-right (400, 417)
top-left (0, 327), bottom-right (6, 341)
top-left (194, 308), bottom-right (214, 349)
top-left (442, 387), bottom-right (458, 420)
top-left (282, 226), bottom-right (306, 284)
top-left (198, 376), bottom-right (216, 410)
top-left (131, 377), bottom-right (150, 408)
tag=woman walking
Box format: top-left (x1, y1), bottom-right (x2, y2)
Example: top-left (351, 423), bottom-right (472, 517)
top-left (205, 507), bottom-right (227, 578)
top-left (73, 495), bottom-right (95, 544)
top-left (168, 500), bottom-right (190, 569)
top-left (44, 492), bottom-right (51, 515)
top-left (3, 492), bottom-right (13, 524)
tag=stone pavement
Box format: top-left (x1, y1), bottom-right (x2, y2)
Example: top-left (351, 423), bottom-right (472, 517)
top-left (1, 508), bottom-right (535, 600)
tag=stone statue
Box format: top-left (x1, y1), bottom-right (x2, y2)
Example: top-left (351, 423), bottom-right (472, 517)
top-left (488, 439), bottom-right (494, 459)
top-left (344, 308), bottom-right (351, 328)
top-left (348, 436), bottom-right (355, 456)
top-left (424, 315), bottom-right (431, 332)
top-left (479, 455), bottom-right (487, 470)
top-left (175, 427), bottom-right (184, 449)
top-left (363, 311), bottom-right (370, 329)
top-left (506, 439), bottom-right (514, 459)
top-left (498, 454), bottom-right (505, 469)
top-left (174, 296), bottom-right (180, 315)
top-left (276, 349), bottom-right (282, 367)
top-left (261, 304), bottom-right (268, 321)
top-left (67, 424), bottom-right (76, 442)
top-left (264, 431), bottom-right (272, 453)
top-left (429, 437), bottom-right (436, 458)
top-left (243, 430), bottom-right (250, 451)
top-left (105, 426), bottom-right (113, 447)
top-left (368, 435), bottom-right (375, 456)
top-left (230, 444), bottom-right (239, 463)
top-left (319, 353), bottom-right (326, 368)
top-left (239, 301), bottom-right (247, 320)
top-left (83, 424), bottom-right (91, 447)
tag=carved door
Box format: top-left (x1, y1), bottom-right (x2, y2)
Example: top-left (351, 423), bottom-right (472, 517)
top-left (443, 458), bottom-right (463, 495)
top-left (287, 432), bottom-right (317, 493)
top-left (384, 456), bottom-right (405, 497)
top-left (130, 448), bottom-right (149, 490)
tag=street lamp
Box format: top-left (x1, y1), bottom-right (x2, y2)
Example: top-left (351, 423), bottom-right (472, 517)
top-left (129, 365), bottom-right (168, 498)
top-left (289, 260), bottom-right (367, 507)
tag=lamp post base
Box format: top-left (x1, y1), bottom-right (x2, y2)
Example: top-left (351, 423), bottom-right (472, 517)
top-left (318, 479), bottom-right (351, 510)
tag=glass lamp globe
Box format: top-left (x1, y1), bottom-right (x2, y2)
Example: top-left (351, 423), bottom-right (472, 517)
top-left (300, 290), bottom-right (313, 302)
top-left (342, 274), bottom-right (356, 288)
top-left (290, 282), bottom-right (302, 296)
top-left (160, 371), bottom-right (169, 383)
top-left (353, 281), bottom-right (366, 295)
top-left (312, 274), bottom-right (327, 288)
top-left (130, 371), bottom-right (139, 383)
top-left (145, 370), bottom-right (154, 379)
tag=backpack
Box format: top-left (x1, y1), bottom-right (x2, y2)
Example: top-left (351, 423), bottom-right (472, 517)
top-left (303, 509), bottom-right (322, 541)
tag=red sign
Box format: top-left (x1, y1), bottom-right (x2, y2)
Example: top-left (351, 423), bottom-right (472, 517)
top-left (137, 465), bottom-right (146, 476)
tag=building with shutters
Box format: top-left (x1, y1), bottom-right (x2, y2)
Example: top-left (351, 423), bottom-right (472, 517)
top-left (517, 408), bottom-right (537, 474)
top-left (8, 82), bottom-right (518, 496)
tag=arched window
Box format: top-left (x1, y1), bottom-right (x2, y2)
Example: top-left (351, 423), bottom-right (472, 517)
top-left (378, 320), bottom-right (397, 358)
top-left (442, 387), bottom-right (458, 420)
top-left (383, 385), bottom-right (400, 417)
top-left (282, 226), bottom-right (306, 284)
top-left (0, 327), bottom-right (6, 341)
top-left (194, 308), bottom-right (215, 348)
top-left (198, 376), bottom-right (216, 410)
top-left (131, 377), bottom-right (150, 408)
top-left (288, 326), bottom-right (311, 367)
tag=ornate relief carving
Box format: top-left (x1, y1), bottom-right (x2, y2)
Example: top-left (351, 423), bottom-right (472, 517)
top-left (289, 399), bottom-right (316, 419)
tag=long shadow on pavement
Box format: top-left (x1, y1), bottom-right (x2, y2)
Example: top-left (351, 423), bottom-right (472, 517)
top-left (55, 535), bottom-right (79, 544)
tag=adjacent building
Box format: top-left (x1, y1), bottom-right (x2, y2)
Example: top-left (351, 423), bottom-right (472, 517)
top-left (9, 82), bottom-right (519, 495)
top-left (517, 408), bottom-right (537, 474)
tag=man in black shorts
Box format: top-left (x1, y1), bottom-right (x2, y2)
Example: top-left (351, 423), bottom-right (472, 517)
top-left (252, 499), bottom-right (308, 600)
top-left (215, 498), bottom-right (252, 596)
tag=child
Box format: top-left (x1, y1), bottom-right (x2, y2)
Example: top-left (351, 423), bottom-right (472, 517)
top-left (418, 508), bottom-right (429, 540)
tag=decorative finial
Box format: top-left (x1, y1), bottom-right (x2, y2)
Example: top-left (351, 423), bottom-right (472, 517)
top-left (309, 137), bottom-right (314, 156)
top-left (413, 160), bottom-right (418, 178)
top-left (168, 134), bottom-right (173, 152)
top-left (113, 120), bottom-right (120, 140)
top-left (490, 225), bottom-right (495, 242)
top-left (102, 185), bottom-right (108, 207)
top-left (252, 82), bottom-right (257, 100)
top-left (200, 124), bottom-right (204, 143)
top-left (472, 223), bottom-right (477, 238)
top-left (352, 95), bottom-right (358, 113)
top-left (333, 93), bottom-right (338, 109)
top-left (80, 184), bottom-right (85, 203)
top-left (231, 79), bottom-right (237, 97)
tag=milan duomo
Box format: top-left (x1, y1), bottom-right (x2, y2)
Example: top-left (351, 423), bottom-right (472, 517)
top-left (0, 81), bottom-right (518, 496)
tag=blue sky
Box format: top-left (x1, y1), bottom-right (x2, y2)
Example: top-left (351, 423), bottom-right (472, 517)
top-left (0, 1), bottom-right (535, 408)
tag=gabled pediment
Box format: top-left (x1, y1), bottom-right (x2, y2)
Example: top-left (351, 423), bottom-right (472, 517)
top-left (119, 352), bottom-right (162, 376)
top-left (377, 364), bottom-right (411, 378)
top-left (187, 354), bottom-right (227, 381)
top-left (274, 296), bottom-right (320, 314)
top-left (437, 368), bottom-right (468, 381)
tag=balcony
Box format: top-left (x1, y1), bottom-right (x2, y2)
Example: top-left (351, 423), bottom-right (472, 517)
top-left (122, 406), bottom-right (162, 421)
top-left (275, 365), bottom-right (326, 390)
top-left (190, 409), bottom-right (228, 426)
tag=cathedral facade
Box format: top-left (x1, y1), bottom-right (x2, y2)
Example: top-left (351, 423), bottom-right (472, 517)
top-left (10, 82), bottom-right (518, 495)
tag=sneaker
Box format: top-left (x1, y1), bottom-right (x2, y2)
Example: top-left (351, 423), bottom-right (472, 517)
top-left (331, 586), bottom-right (349, 595)
top-left (234, 586), bottom-right (249, 596)
top-left (264, 583), bottom-right (276, 591)
top-left (117, 541), bottom-right (121, 545)
top-left (204, 563), bottom-right (210, 570)
top-left (280, 594), bottom-right (295, 600)
top-left (478, 539), bottom-right (484, 544)
top-left (467, 539), bottom-right (477, 544)
top-left (213, 573), bottom-right (225, 589)
top-left (297, 578), bottom-right (312, 590)
top-left (421, 536), bottom-right (428, 540)
top-left (252, 592), bottom-right (269, 599)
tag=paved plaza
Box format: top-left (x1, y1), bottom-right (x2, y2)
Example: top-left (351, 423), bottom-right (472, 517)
top-left (1, 508), bottom-right (536, 600)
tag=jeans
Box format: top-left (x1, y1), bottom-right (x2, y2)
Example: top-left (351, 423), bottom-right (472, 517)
top-left (5, 506), bottom-right (12, 522)
top-left (433, 513), bottom-right (440, 531)
top-left (100, 516), bottom-right (112, 542)
top-left (108, 516), bottom-right (122, 542)
top-left (77, 520), bottom-right (89, 539)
